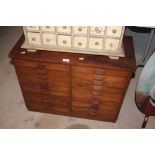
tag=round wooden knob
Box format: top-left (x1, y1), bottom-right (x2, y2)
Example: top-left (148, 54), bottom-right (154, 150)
top-left (78, 27), bottom-right (82, 31)
top-left (95, 41), bottom-right (99, 46)
top-left (46, 26), bottom-right (50, 29)
top-left (63, 40), bottom-right (67, 44)
top-left (63, 26), bottom-right (67, 29)
top-left (112, 29), bottom-right (117, 33)
top-left (32, 37), bottom-right (36, 41)
top-left (46, 38), bottom-right (50, 42)
top-left (78, 42), bottom-right (82, 46)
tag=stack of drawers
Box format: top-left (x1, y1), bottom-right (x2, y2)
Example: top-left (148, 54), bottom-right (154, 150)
top-left (23, 26), bottom-right (125, 58)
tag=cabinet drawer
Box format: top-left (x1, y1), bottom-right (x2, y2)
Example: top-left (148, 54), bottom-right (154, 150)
top-left (89, 37), bottom-right (103, 49)
top-left (73, 36), bottom-right (87, 48)
top-left (58, 35), bottom-right (71, 47)
top-left (27, 32), bottom-right (41, 45)
top-left (90, 26), bottom-right (105, 36)
top-left (73, 26), bottom-right (88, 35)
top-left (41, 26), bottom-right (55, 32)
top-left (42, 33), bottom-right (56, 46)
top-left (105, 38), bottom-right (119, 51)
top-left (57, 26), bottom-right (72, 34)
top-left (26, 26), bottom-right (39, 31)
top-left (106, 26), bottom-right (123, 38)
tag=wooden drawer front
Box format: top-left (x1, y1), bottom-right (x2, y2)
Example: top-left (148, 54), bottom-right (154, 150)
top-left (27, 32), bottom-right (41, 45)
top-left (58, 35), bottom-right (71, 47)
top-left (26, 26), bottom-right (39, 31)
top-left (89, 37), bottom-right (103, 49)
top-left (50, 95), bottom-right (69, 113)
top-left (46, 63), bottom-right (69, 72)
top-left (73, 26), bottom-right (88, 35)
top-left (41, 26), bottom-right (55, 32)
top-left (106, 26), bottom-right (123, 38)
top-left (105, 38), bottom-right (119, 51)
top-left (104, 70), bottom-right (130, 89)
top-left (58, 26), bottom-right (72, 34)
top-left (73, 36), bottom-right (87, 48)
top-left (90, 26), bottom-right (105, 36)
top-left (72, 66), bottom-right (95, 83)
top-left (42, 33), bottom-right (56, 46)
top-left (14, 60), bottom-right (38, 68)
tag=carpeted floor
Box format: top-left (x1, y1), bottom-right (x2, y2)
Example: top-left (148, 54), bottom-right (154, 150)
top-left (0, 26), bottom-right (155, 128)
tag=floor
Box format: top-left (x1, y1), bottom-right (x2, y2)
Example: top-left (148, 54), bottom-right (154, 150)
top-left (0, 26), bottom-right (155, 128)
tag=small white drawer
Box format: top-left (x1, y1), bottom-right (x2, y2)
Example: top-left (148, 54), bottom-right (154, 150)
top-left (89, 37), bottom-right (103, 49)
top-left (74, 36), bottom-right (87, 48)
top-left (26, 26), bottom-right (39, 31)
top-left (105, 39), bottom-right (120, 51)
top-left (90, 26), bottom-right (105, 36)
top-left (106, 26), bottom-right (123, 38)
top-left (58, 35), bottom-right (71, 47)
top-left (41, 26), bottom-right (55, 32)
top-left (57, 26), bottom-right (72, 34)
top-left (42, 33), bottom-right (56, 46)
top-left (27, 32), bottom-right (41, 45)
top-left (73, 26), bottom-right (88, 35)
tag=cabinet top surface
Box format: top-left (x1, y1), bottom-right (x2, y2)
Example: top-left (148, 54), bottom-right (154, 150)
top-left (9, 34), bottom-right (136, 72)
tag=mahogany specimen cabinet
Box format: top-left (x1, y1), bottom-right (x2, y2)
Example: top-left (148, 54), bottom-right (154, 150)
top-left (9, 35), bottom-right (136, 122)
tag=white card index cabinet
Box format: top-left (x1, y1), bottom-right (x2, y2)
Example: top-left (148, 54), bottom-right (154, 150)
top-left (23, 26), bottom-right (125, 59)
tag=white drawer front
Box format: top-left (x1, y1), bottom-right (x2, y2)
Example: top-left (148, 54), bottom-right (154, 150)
top-left (74, 36), bottom-right (87, 48)
top-left (26, 26), bottom-right (39, 31)
top-left (42, 33), bottom-right (56, 46)
top-left (106, 26), bottom-right (123, 38)
top-left (73, 26), bottom-right (88, 35)
top-left (90, 26), bottom-right (105, 36)
top-left (41, 26), bottom-right (55, 32)
top-left (89, 37), bottom-right (103, 49)
top-left (58, 35), bottom-right (71, 47)
top-left (58, 26), bottom-right (72, 34)
top-left (105, 39), bottom-right (120, 51)
top-left (27, 32), bottom-right (41, 45)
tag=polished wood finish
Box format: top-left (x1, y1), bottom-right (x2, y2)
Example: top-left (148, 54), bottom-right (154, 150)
top-left (9, 35), bottom-right (136, 122)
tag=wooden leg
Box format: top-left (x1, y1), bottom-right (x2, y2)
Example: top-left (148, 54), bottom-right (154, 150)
top-left (141, 115), bottom-right (149, 128)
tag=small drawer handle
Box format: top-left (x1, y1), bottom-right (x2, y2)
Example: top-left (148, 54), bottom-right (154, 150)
top-left (110, 43), bottom-right (113, 48)
top-left (46, 38), bottom-right (51, 42)
top-left (63, 26), bottom-right (67, 29)
top-left (95, 27), bottom-right (99, 31)
top-left (78, 27), bottom-right (82, 31)
top-left (63, 40), bottom-right (67, 44)
top-left (78, 42), bottom-right (82, 46)
top-left (112, 29), bottom-right (117, 33)
top-left (46, 26), bottom-right (50, 29)
top-left (95, 41), bottom-right (99, 46)
top-left (32, 37), bottom-right (36, 41)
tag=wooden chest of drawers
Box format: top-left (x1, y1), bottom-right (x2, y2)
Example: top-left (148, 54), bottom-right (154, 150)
top-left (9, 35), bottom-right (136, 122)
top-left (23, 26), bottom-right (125, 58)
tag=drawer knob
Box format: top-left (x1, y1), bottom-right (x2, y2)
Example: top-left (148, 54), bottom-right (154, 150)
top-left (110, 43), bottom-right (113, 48)
top-left (63, 40), bottom-right (67, 44)
top-left (95, 41), bottom-right (99, 46)
top-left (112, 29), bottom-right (117, 33)
top-left (78, 27), bottom-right (82, 31)
top-left (46, 38), bottom-right (51, 42)
top-left (95, 27), bottom-right (99, 31)
top-left (63, 26), bottom-right (67, 29)
top-left (46, 26), bottom-right (50, 29)
top-left (32, 37), bottom-right (36, 41)
top-left (78, 42), bottom-right (82, 46)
